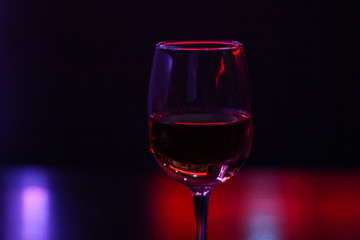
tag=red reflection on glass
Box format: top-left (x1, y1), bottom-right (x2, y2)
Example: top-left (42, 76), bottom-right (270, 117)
top-left (232, 49), bottom-right (241, 56)
top-left (215, 58), bottom-right (225, 88)
top-left (233, 47), bottom-right (246, 83)
top-left (169, 165), bottom-right (207, 176)
top-left (147, 169), bottom-right (360, 240)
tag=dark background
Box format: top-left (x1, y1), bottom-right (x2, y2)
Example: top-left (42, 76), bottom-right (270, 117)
top-left (0, 0), bottom-right (357, 168)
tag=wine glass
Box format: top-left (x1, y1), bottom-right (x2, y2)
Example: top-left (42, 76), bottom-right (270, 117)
top-left (147, 40), bottom-right (253, 240)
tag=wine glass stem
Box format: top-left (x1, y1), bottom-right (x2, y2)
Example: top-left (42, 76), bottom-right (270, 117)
top-left (192, 191), bottom-right (211, 240)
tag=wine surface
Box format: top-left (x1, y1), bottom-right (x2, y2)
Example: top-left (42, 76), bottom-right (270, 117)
top-left (149, 112), bottom-right (252, 187)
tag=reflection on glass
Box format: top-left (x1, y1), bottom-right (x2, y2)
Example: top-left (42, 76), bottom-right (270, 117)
top-left (4, 167), bottom-right (50, 240)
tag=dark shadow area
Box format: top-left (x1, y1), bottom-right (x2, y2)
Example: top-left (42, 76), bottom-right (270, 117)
top-left (0, 0), bottom-right (357, 168)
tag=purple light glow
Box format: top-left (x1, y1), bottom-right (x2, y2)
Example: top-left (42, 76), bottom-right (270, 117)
top-left (3, 167), bottom-right (51, 240)
top-left (22, 186), bottom-right (49, 240)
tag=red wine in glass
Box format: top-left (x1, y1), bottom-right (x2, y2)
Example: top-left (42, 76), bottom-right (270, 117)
top-left (149, 111), bottom-right (252, 188)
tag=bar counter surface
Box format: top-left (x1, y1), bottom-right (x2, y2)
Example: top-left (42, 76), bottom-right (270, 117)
top-left (1, 166), bottom-right (359, 240)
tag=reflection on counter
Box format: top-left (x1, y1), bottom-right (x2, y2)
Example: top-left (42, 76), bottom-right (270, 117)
top-left (1, 167), bottom-right (359, 240)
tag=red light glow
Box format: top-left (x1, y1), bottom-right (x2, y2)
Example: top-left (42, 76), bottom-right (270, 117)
top-left (147, 169), bottom-right (360, 240)
top-left (147, 174), bottom-right (194, 240)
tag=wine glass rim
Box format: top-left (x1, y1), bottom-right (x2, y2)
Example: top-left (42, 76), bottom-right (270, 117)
top-left (156, 40), bottom-right (243, 50)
